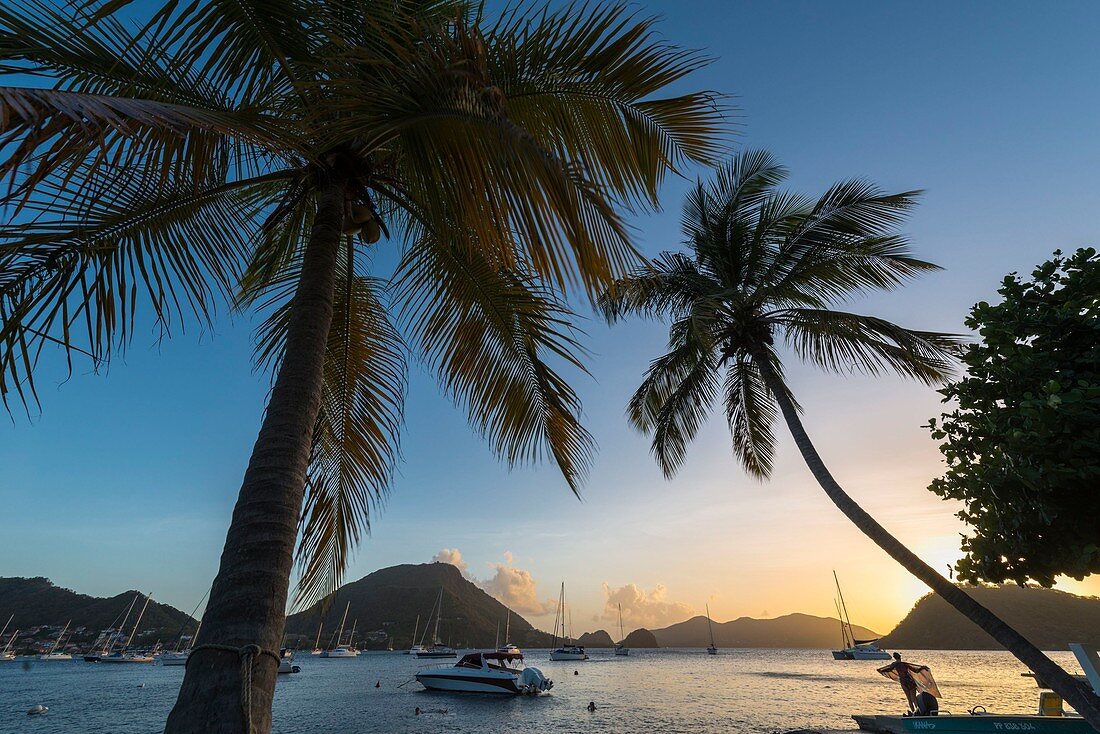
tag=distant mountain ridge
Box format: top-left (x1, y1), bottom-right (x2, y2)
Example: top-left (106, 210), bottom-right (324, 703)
top-left (651, 612), bottom-right (879, 648)
top-left (0, 577), bottom-right (196, 639)
top-left (285, 563), bottom-right (555, 649)
top-left (881, 585), bottom-right (1100, 650)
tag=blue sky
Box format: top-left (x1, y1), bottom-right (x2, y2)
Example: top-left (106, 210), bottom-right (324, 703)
top-left (3, 1), bottom-right (1100, 634)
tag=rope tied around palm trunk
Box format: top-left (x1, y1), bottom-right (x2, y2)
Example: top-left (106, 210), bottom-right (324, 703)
top-left (187, 644), bottom-right (282, 734)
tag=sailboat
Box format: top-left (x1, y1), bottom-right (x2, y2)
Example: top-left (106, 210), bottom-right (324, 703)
top-left (85, 595), bottom-right (136, 662)
top-left (38, 620), bottom-right (73, 660)
top-left (549, 583), bottom-right (587, 661)
top-left (406, 614), bottom-right (425, 655)
top-left (0, 616), bottom-right (14, 660)
top-left (320, 601), bottom-right (358, 658)
top-left (614, 603), bottom-right (630, 656)
top-left (416, 588), bottom-right (456, 658)
top-left (311, 619), bottom-right (324, 655)
top-left (497, 610), bottom-right (520, 654)
top-left (831, 571), bottom-right (890, 660)
top-left (100, 593), bottom-right (156, 663)
top-left (1, 628), bottom-right (17, 660)
top-left (705, 604), bottom-right (718, 655)
top-left (160, 620), bottom-right (201, 666)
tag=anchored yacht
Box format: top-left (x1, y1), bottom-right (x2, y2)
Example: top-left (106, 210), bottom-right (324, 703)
top-left (548, 582), bottom-right (587, 661)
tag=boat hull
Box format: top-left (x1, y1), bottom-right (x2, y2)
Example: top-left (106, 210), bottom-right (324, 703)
top-left (549, 651), bottom-right (587, 661)
top-left (851, 649), bottom-right (892, 660)
top-left (855, 714), bottom-right (1097, 734)
top-left (418, 673), bottom-right (525, 695)
top-left (99, 655), bottom-right (154, 663)
top-left (159, 654), bottom-right (188, 666)
top-left (833, 650), bottom-right (854, 660)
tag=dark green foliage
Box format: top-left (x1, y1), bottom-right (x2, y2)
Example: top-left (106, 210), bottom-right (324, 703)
top-left (0, 577), bottom-right (197, 639)
top-left (881, 585), bottom-right (1100, 650)
top-left (928, 248), bottom-right (1100, 586)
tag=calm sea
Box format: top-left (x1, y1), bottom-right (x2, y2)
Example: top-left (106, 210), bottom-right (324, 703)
top-left (0, 648), bottom-right (1083, 733)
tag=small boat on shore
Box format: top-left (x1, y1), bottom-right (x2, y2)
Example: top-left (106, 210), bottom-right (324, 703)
top-left (415, 651), bottom-right (552, 694)
top-left (277, 648), bottom-right (300, 674)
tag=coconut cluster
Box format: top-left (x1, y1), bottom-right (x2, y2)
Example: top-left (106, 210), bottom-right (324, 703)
top-left (343, 202), bottom-right (381, 243)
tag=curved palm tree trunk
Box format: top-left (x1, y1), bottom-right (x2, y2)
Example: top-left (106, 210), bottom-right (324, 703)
top-left (165, 177), bottom-right (346, 734)
top-left (753, 356), bottom-right (1100, 727)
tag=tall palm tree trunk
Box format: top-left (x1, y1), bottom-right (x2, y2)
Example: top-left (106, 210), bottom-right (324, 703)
top-left (753, 355), bottom-right (1100, 728)
top-left (165, 177), bottom-right (346, 734)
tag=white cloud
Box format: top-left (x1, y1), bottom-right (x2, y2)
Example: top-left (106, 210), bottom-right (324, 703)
top-left (601, 583), bottom-right (694, 629)
top-left (431, 548), bottom-right (470, 578)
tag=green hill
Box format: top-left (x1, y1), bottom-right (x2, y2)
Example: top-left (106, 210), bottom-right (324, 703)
top-left (881, 585), bottom-right (1100, 650)
top-left (285, 563), bottom-right (554, 649)
top-left (623, 628), bottom-right (659, 648)
top-left (0, 577), bottom-right (196, 644)
top-left (576, 630), bottom-right (615, 647)
top-left (652, 612), bottom-right (879, 648)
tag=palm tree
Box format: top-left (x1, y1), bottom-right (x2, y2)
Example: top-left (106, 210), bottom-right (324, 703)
top-left (599, 149), bottom-right (1100, 726)
top-left (0, 2), bottom-right (726, 731)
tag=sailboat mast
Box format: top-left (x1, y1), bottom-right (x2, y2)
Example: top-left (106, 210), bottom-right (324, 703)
top-left (190, 620), bottom-right (202, 651)
top-left (0, 614), bottom-right (12, 641)
top-left (505, 610), bottom-right (510, 643)
top-left (706, 604), bottom-right (716, 647)
top-left (618, 603), bottom-right (625, 643)
top-left (834, 599), bottom-right (851, 648)
top-left (48, 620), bottom-right (70, 655)
top-left (3, 630), bottom-right (17, 654)
top-left (411, 615), bottom-right (420, 648)
top-left (336, 601), bottom-right (350, 646)
top-left (495, 621), bottom-right (500, 650)
top-left (126, 594), bottom-right (152, 648)
top-left (314, 620), bottom-right (323, 649)
top-left (833, 571), bottom-right (856, 645)
top-left (432, 588), bottom-right (443, 644)
top-left (349, 619), bottom-right (357, 647)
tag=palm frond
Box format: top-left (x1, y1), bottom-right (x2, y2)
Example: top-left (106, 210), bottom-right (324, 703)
top-left (598, 251), bottom-right (719, 323)
top-left (775, 308), bottom-right (963, 385)
top-left (723, 355), bottom-right (777, 478)
top-left (395, 230), bottom-right (593, 491)
top-left (0, 165), bottom-right (282, 408)
top-left (628, 318), bottom-right (720, 477)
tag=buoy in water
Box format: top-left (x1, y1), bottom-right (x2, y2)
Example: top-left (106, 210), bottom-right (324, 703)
top-left (28, 705), bottom-right (48, 716)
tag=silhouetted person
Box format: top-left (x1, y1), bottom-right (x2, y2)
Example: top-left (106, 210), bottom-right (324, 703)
top-left (878, 652), bottom-right (934, 714)
top-left (587, 701), bottom-right (597, 712)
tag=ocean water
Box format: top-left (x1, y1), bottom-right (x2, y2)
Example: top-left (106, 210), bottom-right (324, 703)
top-left (0, 648), bottom-right (1084, 733)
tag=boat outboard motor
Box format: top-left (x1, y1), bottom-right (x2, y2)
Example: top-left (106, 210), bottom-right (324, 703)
top-left (915, 692), bottom-right (939, 716)
top-left (520, 667), bottom-right (554, 694)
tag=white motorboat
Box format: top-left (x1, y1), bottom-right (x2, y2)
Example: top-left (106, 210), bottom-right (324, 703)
top-left (319, 601), bottom-right (359, 658)
top-left (706, 604), bottom-right (718, 655)
top-left (38, 620), bottom-right (72, 660)
top-left (415, 588), bottom-right (457, 658)
top-left (277, 648), bottom-right (300, 674)
top-left (614, 603), bottom-right (629, 656)
top-left (831, 571), bottom-right (890, 661)
top-left (548, 582), bottom-right (587, 661)
top-left (416, 651), bottom-right (552, 694)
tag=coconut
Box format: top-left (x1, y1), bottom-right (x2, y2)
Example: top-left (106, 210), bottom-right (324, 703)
top-left (362, 218), bottom-right (381, 244)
